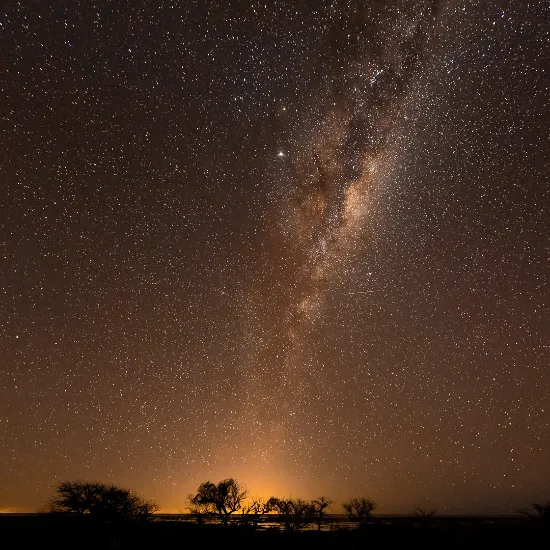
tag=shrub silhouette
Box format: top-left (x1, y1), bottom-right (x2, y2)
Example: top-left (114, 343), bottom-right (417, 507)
top-left (413, 505), bottom-right (437, 518)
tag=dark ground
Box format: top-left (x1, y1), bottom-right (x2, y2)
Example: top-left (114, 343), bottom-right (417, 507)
top-left (0, 515), bottom-right (548, 549)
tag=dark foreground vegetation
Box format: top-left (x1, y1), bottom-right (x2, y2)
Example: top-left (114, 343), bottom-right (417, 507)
top-left (1, 479), bottom-right (548, 548)
top-left (1, 513), bottom-right (548, 549)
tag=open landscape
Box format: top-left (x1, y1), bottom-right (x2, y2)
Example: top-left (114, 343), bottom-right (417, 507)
top-left (2, 479), bottom-right (548, 548)
top-left (1, 1), bottom-right (547, 547)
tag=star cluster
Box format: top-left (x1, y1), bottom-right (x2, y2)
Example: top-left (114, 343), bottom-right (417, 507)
top-left (1, 0), bottom-right (548, 513)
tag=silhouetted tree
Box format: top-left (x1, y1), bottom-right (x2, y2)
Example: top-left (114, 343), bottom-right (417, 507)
top-left (533, 502), bottom-right (550, 521)
top-left (267, 497), bottom-right (315, 531)
top-left (413, 505), bottom-right (437, 518)
top-left (518, 501), bottom-right (550, 525)
top-left (342, 497), bottom-right (376, 523)
top-left (312, 496), bottom-right (333, 530)
top-left (135, 500), bottom-right (159, 521)
top-left (187, 494), bottom-right (214, 524)
top-left (189, 479), bottom-right (247, 527)
top-left (241, 496), bottom-right (273, 528)
top-left (49, 481), bottom-right (158, 522)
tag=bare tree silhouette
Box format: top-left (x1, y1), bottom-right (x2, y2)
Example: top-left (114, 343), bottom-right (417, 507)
top-left (241, 496), bottom-right (273, 528)
top-left (342, 497), bottom-right (376, 523)
top-left (49, 481), bottom-right (158, 522)
top-left (189, 479), bottom-right (247, 527)
top-left (267, 497), bottom-right (315, 531)
top-left (312, 496), bottom-right (333, 530)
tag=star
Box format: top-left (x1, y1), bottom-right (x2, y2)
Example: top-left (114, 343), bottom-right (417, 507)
top-left (0, 0), bottom-right (546, 517)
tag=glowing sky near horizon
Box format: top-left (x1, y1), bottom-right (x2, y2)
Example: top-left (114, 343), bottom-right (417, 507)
top-left (1, 0), bottom-right (548, 514)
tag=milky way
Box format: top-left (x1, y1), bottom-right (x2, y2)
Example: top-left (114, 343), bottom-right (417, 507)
top-left (240, 1), bottom-right (445, 482)
top-left (285, 1), bottom-right (441, 321)
top-left (1, 0), bottom-right (548, 514)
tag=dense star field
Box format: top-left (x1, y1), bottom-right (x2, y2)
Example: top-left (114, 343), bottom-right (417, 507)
top-left (1, 0), bottom-right (548, 513)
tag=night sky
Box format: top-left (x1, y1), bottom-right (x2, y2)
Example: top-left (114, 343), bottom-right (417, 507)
top-left (1, 0), bottom-right (548, 514)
